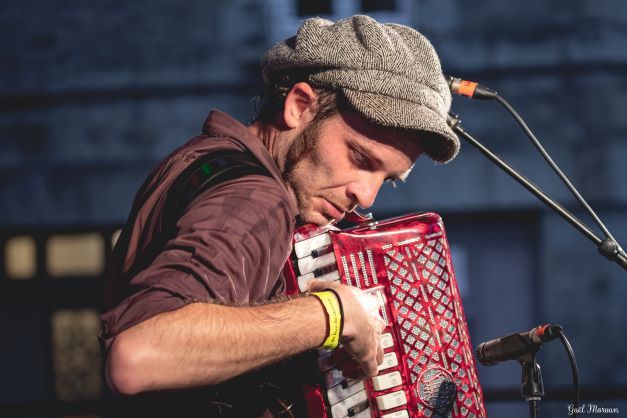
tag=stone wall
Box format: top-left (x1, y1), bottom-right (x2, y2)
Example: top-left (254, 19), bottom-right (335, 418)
top-left (1, 0), bottom-right (266, 225)
top-left (1, 1), bottom-right (625, 415)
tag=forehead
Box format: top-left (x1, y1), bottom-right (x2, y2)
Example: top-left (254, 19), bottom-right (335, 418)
top-left (329, 111), bottom-right (424, 161)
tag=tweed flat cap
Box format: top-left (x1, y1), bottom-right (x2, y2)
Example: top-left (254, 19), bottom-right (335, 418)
top-left (262, 15), bottom-right (459, 163)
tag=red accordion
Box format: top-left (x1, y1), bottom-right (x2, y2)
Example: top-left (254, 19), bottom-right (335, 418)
top-left (283, 213), bottom-right (487, 418)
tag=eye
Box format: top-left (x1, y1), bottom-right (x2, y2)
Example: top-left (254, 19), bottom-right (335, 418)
top-left (384, 178), bottom-right (398, 189)
top-left (351, 149), bottom-right (369, 167)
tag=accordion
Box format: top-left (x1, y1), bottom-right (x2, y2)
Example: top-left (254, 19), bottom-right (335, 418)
top-left (283, 213), bottom-right (487, 418)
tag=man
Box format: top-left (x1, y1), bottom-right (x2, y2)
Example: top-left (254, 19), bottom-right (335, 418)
top-left (100, 15), bottom-right (459, 417)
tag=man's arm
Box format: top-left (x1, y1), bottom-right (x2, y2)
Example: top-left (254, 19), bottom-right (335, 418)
top-left (106, 283), bottom-right (383, 395)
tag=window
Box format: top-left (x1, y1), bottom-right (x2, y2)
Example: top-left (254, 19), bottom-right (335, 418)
top-left (297, 0), bottom-right (332, 16)
top-left (47, 233), bottom-right (104, 277)
top-left (52, 309), bottom-right (102, 401)
top-left (267, 0), bottom-right (411, 46)
top-left (4, 235), bottom-right (37, 279)
top-left (361, 0), bottom-right (396, 13)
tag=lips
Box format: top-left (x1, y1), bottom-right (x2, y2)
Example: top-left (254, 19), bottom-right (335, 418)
top-left (323, 199), bottom-right (346, 222)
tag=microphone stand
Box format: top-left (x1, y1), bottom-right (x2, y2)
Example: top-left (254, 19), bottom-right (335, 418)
top-left (519, 353), bottom-right (544, 418)
top-left (447, 113), bottom-right (627, 271)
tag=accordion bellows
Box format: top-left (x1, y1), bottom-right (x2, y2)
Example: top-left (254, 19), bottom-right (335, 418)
top-left (284, 213), bottom-right (487, 418)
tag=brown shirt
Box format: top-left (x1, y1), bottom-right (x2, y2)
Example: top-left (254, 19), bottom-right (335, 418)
top-left (100, 110), bottom-right (299, 347)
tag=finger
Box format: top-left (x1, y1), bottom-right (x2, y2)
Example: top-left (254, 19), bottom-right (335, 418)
top-left (376, 342), bottom-right (384, 365)
top-left (362, 358), bottom-right (379, 378)
top-left (357, 347), bottom-right (380, 378)
top-left (363, 293), bottom-right (380, 314)
top-left (373, 315), bottom-right (386, 333)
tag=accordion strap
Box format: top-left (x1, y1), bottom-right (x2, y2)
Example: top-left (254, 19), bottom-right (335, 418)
top-left (162, 149), bottom-right (272, 233)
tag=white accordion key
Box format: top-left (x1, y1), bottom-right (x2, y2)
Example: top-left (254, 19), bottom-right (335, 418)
top-left (324, 368), bottom-right (359, 389)
top-left (381, 410), bottom-right (410, 418)
top-left (327, 380), bottom-right (365, 405)
top-left (371, 370), bottom-right (402, 391)
top-left (297, 270), bottom-right (340, 292)
top-left (324, 368), bottom-right (345, 388)
top-left (377, 352), bottom-right (398, 371)
top-left (294, 232), bottom-right (331, 258)
top-left (298, 252), bottom-right (336, 274)
top-left (381, 332), bottom-right (394, 349)
top-left (330, 388), bottom-right (368, 418)
top-left (376, 390), bottom-right (407, 411)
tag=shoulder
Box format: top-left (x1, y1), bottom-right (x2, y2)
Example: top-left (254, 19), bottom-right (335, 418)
top-left (179, 174), bottom-right (294, 235)
top-left (173, 174), bottom-right (296, 303)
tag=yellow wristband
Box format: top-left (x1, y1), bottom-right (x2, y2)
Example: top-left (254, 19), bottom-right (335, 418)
top-left (311, 291), bottom-right (342, 350)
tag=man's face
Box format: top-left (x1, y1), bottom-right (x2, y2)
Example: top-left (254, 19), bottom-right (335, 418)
top-left (283, 112), bottom-right (424, 226)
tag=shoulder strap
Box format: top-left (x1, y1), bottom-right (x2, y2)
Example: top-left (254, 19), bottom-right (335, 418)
top-left (105, 150), bottom-right (273, 312)
top-left (162, 150), bottom-right (272, 233)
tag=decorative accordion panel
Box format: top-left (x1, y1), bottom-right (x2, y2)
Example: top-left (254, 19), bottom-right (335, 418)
top-left (288, 213), bottom-right (487, 418)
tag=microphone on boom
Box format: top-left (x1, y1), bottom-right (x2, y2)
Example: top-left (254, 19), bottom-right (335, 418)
top-left (476, 324), bottom-right (562, 366)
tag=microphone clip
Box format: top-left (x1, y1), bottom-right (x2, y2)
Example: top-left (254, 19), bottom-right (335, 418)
top-left (521, 355), bottom-right (545, 403)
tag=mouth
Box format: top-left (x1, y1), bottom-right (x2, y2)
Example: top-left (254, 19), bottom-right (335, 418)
top-left (322, 199), bottom-right (346, 222)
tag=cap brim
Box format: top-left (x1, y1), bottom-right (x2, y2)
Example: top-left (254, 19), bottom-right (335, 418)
top-left (341, 89), bottom-right (460, 163)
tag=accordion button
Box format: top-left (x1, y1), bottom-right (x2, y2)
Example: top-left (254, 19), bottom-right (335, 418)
top-left (376, 390), bottom-right (407, 411)
top-left (371, 371), bottom-right (402, 391)
top-left (381, 410), bottom-right (410, 418)
top-left (381, 332), bottom-right (394, 349)
top-left (377, 352), bottom-right (398, 372)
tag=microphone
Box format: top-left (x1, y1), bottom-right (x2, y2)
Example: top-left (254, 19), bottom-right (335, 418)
top-left (446, 76), bottom-right (498, 100)
top-left (476, 324), bottom-right (562, 366)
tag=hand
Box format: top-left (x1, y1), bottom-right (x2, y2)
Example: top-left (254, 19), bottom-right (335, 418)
top-left (308, 280), bottom-right (385, 378)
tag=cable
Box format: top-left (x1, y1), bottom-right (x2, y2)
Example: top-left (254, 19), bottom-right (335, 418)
top-left (447, 75), bottom-right (627, 267)
top-left (449, 112), bottom-right (627, 270)
top-left (555, 327), bottom-right (579, 418)
top-left (494, 94), bottom-right (621, 249)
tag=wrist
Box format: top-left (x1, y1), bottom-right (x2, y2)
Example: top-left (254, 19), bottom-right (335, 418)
top-left (310, 290), bottom-right (343, 350)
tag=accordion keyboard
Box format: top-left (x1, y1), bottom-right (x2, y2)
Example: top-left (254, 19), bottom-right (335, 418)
top-left (287, 213), bottom-right (487, 418)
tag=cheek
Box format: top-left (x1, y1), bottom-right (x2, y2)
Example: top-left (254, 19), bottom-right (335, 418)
top-left (287, 143), bottom-right (354, 202)
top-left (294, 160), bottom-right (325, 194)
top-left (286, 159), bottom-right (319, 207)
top-left (293, 149), bottom-right (332, 188)
top-left (310, 148), bottom-right (351, 186)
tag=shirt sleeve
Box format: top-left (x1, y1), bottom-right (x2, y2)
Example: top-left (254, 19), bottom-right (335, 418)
top-left (100, 174), bottom-right (295, 347)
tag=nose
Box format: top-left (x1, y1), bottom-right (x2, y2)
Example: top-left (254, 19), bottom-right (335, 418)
top-left (346, 175), bottom-right (383, 210)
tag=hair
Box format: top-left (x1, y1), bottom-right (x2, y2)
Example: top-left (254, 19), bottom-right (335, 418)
top-left (253, 75), bottom-right (442, 164)
top-left (252, 70), bottom-right (351, 128)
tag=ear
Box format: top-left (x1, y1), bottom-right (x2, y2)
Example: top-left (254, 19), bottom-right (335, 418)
top-left (282, 82), bottom-right (317, 129)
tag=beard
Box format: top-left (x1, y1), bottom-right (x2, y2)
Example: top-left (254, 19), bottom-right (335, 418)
top-left (281, 119), bottom-right (326, 226)
top-left (282, 117), bottom-right (321, 179)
